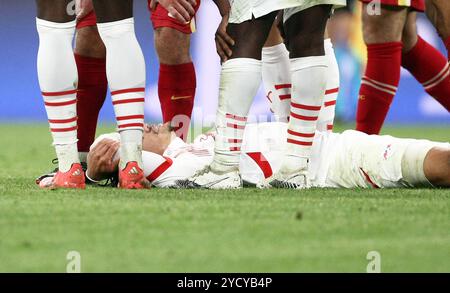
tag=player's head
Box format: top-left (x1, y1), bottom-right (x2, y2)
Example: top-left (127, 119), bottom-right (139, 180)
top-left (142, 122), bottom-right (175, 155)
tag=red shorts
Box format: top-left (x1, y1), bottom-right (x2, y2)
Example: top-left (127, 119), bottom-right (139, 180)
top-left (360, 0), bottom-right (425, 12)
top-left (149, 0), bottom-right (201, 34)
top-left (76, 1), bottom-right (201, 34)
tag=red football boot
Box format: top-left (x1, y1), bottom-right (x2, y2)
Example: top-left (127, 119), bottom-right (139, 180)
top-left (39, 163), bottom-right (86, 189)
top-left (118, 161), bottom-right (150, 189)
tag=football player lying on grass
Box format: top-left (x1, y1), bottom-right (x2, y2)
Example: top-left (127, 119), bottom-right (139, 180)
top-left (39, 122), bottom-right (450, 189)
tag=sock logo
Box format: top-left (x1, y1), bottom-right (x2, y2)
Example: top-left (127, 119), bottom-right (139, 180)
top-left (171, 95), bottom-right (192, 101)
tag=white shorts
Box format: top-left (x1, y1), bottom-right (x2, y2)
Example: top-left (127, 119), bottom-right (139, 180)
top-left (284, 0), bottom-right (346, 22)
top-left (324, 130), bottom-right (449, 188)
top-left (229, 0), bottom-right (346, 24)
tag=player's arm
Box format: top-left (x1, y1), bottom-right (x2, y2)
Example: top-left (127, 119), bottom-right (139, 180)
top-left (212, 0), bottom-right (234, 63)
top-left (86, 138), bottom-right (120, 182)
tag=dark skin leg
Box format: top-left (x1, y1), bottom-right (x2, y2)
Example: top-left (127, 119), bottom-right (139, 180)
top-left (92, 0), bottom-right (133, 23)
top-left (227, 12), bottom-right (278, 60)
top-left (75, 26), bottom-right (106, 58)
top-left (284, 5), bottom-right (332, 58)
top-left (36, 0), bottom-right (75, 22)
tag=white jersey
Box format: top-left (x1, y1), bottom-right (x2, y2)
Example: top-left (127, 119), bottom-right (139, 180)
top-left (93, 123), bottom-right (448, 189)
top-left (229, 0), bottom-right (347, 24)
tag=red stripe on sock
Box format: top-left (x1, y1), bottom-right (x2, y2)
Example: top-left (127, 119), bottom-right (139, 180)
top-left (42, 89), bottom-right (77, 97)
top-left (118, 123), bottom-right (144, 129)
top-left (324, 100), bottom-right (336, 107)
top-left (287, 129), bottom-right (315, 138)
top-left (226, 113), bottom-right (247, 122)
top-left (291, 102), bottom-right (321, 111)
top-left (230, 147), bottom-right (241, 152)
top-left (247, 152), bottom-right (273, 179)
top-left (112, 98), bottom-right (145, 105)
top-left (50, 126), bottom-right (78, 132)
top-left (287, 139), bottom-right (313, 146)
top-left (279, 94), bottom-right (291, 100)
top-left (290, 112), bottom-right (319, 121)
top-left (327, 124), bottom-right (334, 131)
top-left (116, 115), bottom-right (145, 121)
top-left (325, 88), bottom-right (339, 95)
top-left (45, 99), bottom-right (77, 107)
top-left (362, 77), bottom-right (397, 93)
top-left (48, 117), bottom-right (77, 124)
top-left (147, 157), bottom-right (173, 182)
top-left (227, 123), bottom-right (245, 130)
top-left (228, 139), bottom-right (242, 143)
top-left (275, 84), bottom-right (291, 90)
top-left (111, 88), bottom-right (145, 96)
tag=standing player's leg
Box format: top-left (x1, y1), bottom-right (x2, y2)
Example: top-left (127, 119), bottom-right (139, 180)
top-left (92, 0), bottom-right (148, 189)
top-left (74, 13), bottom-right (108, 164)
top-left (401, 12), bottom-right (450, 111)
top-left (151, 1), bottom-right (200, 141)
top-left (36, 0), bottom-right (85, 189)
top-left (268, 5), bottom-right (331, 189)
top-left (211, 13), bottom-right (278, 175)
top-left (317, 29), bottom-right (340, 133)
top-left (261, 21), bottom-right (340, 131)
top-left (355, 4), bottom-right (407, 135)
top-left (181, 12), bottom-right (278, 189)
top-left (262, 21), bottom-right (292, 123)
top-left (426, 0), bottom-right (450, 59)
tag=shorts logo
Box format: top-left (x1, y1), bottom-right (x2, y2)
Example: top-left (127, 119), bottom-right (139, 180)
top-left (358, 95), bottom-right (366, 101)
top-left (383, 144), bottom-right (393, 160)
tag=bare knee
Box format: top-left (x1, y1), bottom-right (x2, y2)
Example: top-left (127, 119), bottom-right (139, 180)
top-left (402, 12), bottom-right (419, 53)
top-left (426, 0), bottom-right (450, 39)
top-left (284, 5), bottom-right (331, 57)
top-left (154, 27), bottom-right (191, 65)
top-left (75, 26), bottom-right (106, 58)
top-left (362, 4), bottom-right (408, 44)
top-left (424, 147), bottom-right (450, 187)
top-left (264, 20), bottom-right (284, 47)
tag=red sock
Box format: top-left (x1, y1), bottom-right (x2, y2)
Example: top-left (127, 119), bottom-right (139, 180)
top-left (75, 53), bottom-right (108, 153)
top-left (158, 62), bottom-right (196, 141)
top-left (445, 36), bottom-right (450, 60)
top-left (356, 42), bottom-right (402, 134)
top-left (402, 37), bottom-right (450, 111)
top-left (356, 42), bottom-right (403, 134)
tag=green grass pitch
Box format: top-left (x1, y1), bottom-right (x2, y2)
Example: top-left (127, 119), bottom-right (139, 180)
top-left (0, 123), bottom-right (449, 272)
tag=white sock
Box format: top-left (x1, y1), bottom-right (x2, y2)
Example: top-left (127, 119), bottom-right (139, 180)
top-left (317, 39), bottom-right (340, 132)
top-left (37, 18), bottom-right (80, 173)
top-left (97, 18), bottom-right (146, 170)
top-left (282, 55), bottom-right (328, 173)
top-left (212, 58), bottom-right (262, 172)
top-left (262, 43), bottom-right (292, 122)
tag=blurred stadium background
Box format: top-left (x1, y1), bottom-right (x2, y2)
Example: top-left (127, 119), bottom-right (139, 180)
top-left (0, 0), bottom-right (449, 126)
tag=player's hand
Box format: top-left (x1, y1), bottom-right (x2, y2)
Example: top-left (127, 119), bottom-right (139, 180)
top-left (158, 0), bottom-right (197, 24)
top-left (86, 138), bottom-right (120, 182)
top-left (75, 0), bottom-right (94, 20)
top-left (215, 13), bottom-right (235, 63)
